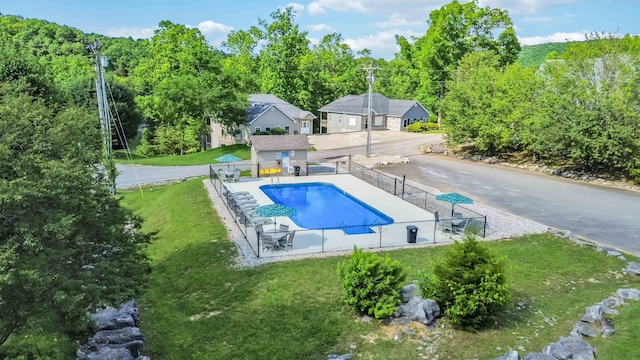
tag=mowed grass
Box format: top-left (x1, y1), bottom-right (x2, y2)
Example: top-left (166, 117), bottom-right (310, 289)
top-left (120, 178), bottom-right (640, 360)
top-left (114, 144), bottom-right (250, 166)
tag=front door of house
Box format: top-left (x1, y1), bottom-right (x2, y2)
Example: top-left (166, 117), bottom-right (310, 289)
top-left (300, 121), bottom-right (310, 134)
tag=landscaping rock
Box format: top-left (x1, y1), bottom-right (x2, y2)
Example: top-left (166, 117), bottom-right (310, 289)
top-left (86, 347), bottom-right (134, 360)
top-left (541, 342), bottom-right (573, 359)
top-left (493, 350), bottom-right (520, 360)
top-left (401, 283), bottom-right (419, 301)
top-left (328, 354), bottom-right (352, 360)
top-left (385, 317), bottom-right (412, 326)
top-left (570, 321), bottom-right (598, 337)
top-left (361, 315), bottom-right (372, 323)
top-left (523, 353), bottom-right (555, 360)
top-left (616, 288), bottom-right (640, 300)
top-left (90, 327), bottom-right (143, 347)
top-left (625, 262), bottom-right (640, 275)
top-left (557, 336), bottom-right (596, 360)
top-left (395, 297), bottom-right (440, 326)
top-left (599, 318), bottom-right (616, 337)
top-left (601, 296), bottom-right (624, 308)
top-left (581, 304), bottom-right (603, 323)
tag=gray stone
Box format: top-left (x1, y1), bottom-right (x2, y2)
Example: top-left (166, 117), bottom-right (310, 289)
top-left (601, 296), bottom-right (624, 308)
top-left (94, 341), bottom-right (144, 358)
top-left (523, 353), bottom-right (555, 360)
top-left (599, 318), bottom-right (616, 337)
top-left (87, 347), bottom-right (134, 360)
top-left (582, 304), bottom-right (603, 323)
top-left (396, 297), bottom-right (440, 326)
top-left (401, 283), bottom-right (419, 302)
top-left (571, 322), bottom-right (598, 337)
top-left (135, 357), bottom-right (151, 360)
top-left (91, 301), bottom-right (139, 331)
top-left (616, 288), bottom-right (640, 300)
top-left (492, 350), bottom-right (520, 360)
top-left (361, 315), bottom-right (372, 323)
top-left (327, 355), bottom-right (352, 360)
top-left (558, 336), bottom-right (595, 360)
top-left (90, 327), bottom-right (143, 346)
top-left (625, 262), bottom-right (640, 275)
top-left (542, 342), bottom-right (572, 359)
top-left (402, 328), bottom-right (416, 335)
top-left (385, 317), bottom-right (412, 326)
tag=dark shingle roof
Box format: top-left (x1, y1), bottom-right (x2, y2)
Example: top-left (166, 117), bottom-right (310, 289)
top-left (249, 135), bottom-right (311, 151)
top-left (318, 93), bottom-right (429, 117)
top-left (247, 94), bottom-right (316, 124)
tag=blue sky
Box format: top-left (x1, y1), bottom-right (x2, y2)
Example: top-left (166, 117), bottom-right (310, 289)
top-left (2, 0), bottom-right (639, 59)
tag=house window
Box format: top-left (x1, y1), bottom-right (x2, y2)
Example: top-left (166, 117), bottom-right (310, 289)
top-left (348, 117), bottom-right (356, 126)
top-left (290, 150), bottom-right (295, 157)
top-left (338, 116), bottom-right (343, 124)
top-left (255, 127), bottom-right (261, 133)
top-left (265, 127), bottom-right (271, 132)
top-left (285, 126), bottom-right (290, 133)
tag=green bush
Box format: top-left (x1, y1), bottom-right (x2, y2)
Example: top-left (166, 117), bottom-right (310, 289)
top-left (418, 233), bottom-right (510, 329)
top-left (405, 121), bottom-right (439, 132)
top-left (426, 122), bottom-right (439, 130)
top-left (337, 247), bottom-right (407, 319)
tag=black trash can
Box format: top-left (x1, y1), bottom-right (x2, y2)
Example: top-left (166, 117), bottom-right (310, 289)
top-left (294, 165), bottom-right (301, 176)
top-left (406, 225), bottom-right (418, 243)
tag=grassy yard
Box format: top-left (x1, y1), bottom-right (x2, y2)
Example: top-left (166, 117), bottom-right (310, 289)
top-left (116, 178), bottom-right (640, 360)
top-left (114, 144), bottom-right (250, 166)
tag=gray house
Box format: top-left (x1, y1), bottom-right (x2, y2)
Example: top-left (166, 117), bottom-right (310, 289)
top-left (208, 94), bottom-right (316, 148)
top-left (247, 94), bottom-right (316, 137)
top-left (249, 135), bottom-right (311, 177)
top-left (318, 93), bottom-right (430, 133)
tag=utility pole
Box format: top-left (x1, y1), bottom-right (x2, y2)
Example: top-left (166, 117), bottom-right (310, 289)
top-left (87, 39), bottom-right (116, 194)
top-left (364, 63), bottom-right (380, 158)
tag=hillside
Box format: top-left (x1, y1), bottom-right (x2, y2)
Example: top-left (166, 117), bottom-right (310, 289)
top-left (517, 42), bottom-right (573, 68)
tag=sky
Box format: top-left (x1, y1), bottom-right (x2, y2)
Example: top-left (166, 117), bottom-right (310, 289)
top-left (2, 0), bottom-right (639, 59)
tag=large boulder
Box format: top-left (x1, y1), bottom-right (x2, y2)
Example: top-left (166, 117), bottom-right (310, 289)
top-left (87, 347), bottom-right (134, 360)
top-left (616, 288), bottom-right (640, 300)
top-left (570, 322), bottom-right (598, 338)
top-left (624, 262), bottom-right (640, 275)
top-left (401, 283), bottom-right (419, 302)
top-left (90, 327), bottom-right (143, 347)
top-left (523, 353), bottom-right (555, 360)
top-left (396, 297), bottom-right (440, 326)
top-left (493, 350), bottom-right (520, 360)
top-left (91, 300), bottom-right (139, 331)
top-left (557, 336), bottom-right (595, 360)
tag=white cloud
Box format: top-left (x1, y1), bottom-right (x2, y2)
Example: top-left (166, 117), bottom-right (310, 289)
top-left (104, 27), bottom-right (156, 39)
top-left (521, 13), bottom-right (578, 24)
top-left (197, 20), bottom-right (234, 35)
top-left (479, 0), bottom-right (581, 16)
top-left (286, 2), bottom-right (305, 12)
top-left (345, 28), bottom-right (422, 58)
top-left (518, 31), bottom-right (587, 45)
top-left (308, 1), bottom-right (326, 15)
top-left (374, 13), bottom-right (427, 30)
top-left (308, 23), bottom-right (335, 32)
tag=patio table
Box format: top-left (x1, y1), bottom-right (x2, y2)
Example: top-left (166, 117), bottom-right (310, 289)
top-left (263, 230), bottom-right (290, 249)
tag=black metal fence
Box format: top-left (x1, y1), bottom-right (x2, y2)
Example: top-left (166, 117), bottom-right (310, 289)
top-left (342, 160), bottom-right (488, 237)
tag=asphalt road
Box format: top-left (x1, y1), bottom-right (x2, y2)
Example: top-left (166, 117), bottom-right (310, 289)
top-left (382, 155), bottom-right (640, 255)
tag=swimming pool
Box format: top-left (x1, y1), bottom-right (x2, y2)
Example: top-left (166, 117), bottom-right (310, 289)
top-left (259, 182), bottom-right (394, 234)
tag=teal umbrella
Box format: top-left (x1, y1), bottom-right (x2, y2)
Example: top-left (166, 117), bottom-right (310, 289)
top-left (215, 154), bottom-right (242, 170)
top-left (435, 192), bottom-right (473, 216)
top-left (254, 203), bottom-right (296, 231)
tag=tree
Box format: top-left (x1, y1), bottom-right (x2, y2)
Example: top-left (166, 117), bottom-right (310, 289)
top-left (0, 83), bottom-right (151, 346)
top-left (412, 0), bottom-right (520, 108)
top-left (133, 21), bottom-right (245, 154)
top-left (441, 51), bottom-right (539, 155)
top-left (255, 7), bottom-right (310, 106)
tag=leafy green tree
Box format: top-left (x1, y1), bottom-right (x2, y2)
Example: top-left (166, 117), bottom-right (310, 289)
top-left (133, 21), bottom-right (245, 154)
top-left (337, 247), bottom-right (407, 319)
top-left (441, 51), bottom-right (538, 155)
top-left (255, 7), bottom-right (310, 106)
top-left (419, 233), bottom-right (510, 330)
top-left (0, 83), bottom-right (151, 346)
top-left (411, 0), bottom-right (520, 108)
top-left (222, 28), bottom-right (261, 95)
top-left (530, 34), bottom-right (640, 171)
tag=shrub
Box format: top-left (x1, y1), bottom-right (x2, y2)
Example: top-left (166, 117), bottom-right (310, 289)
top-left (337, 247), bottom-right (407, 319)
top-left (426, 122), bottom-right (439, 130)
top-left (418, 233), bottom-right (510, 329)
top-left (405, 122), bottom-right (428, 132)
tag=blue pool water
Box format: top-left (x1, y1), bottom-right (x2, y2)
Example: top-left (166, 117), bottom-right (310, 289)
top-left (259, 182), bottom-right (394, 235)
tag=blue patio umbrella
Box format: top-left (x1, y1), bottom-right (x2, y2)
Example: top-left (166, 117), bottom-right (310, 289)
top-left (215, 154), bottom-right (242, 170)
top-left (435, 192), bottom-right (473, 216)
top-left (254, 203), bottom-right (296, 231)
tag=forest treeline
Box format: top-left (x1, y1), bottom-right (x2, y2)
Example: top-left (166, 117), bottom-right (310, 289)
top-left (1, 0), bottom-right (639, 182)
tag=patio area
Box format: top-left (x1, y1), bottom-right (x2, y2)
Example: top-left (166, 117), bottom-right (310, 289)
top-left (210, 173), bottom-right (467, 259)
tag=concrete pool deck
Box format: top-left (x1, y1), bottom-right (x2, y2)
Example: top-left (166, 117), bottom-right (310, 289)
top-left (209, 174), bottom-right (468, 262)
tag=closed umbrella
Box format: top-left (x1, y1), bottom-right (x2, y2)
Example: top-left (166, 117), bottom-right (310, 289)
top-left (435, 192), bottom-right (473, 216)
top-left (254, 203), bottom-right (296, 231)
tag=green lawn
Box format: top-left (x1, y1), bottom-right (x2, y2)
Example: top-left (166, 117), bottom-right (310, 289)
top-left (116, 178), bottom-right (640, 360)
top-left (114, 144), bottom-right (250, 166)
